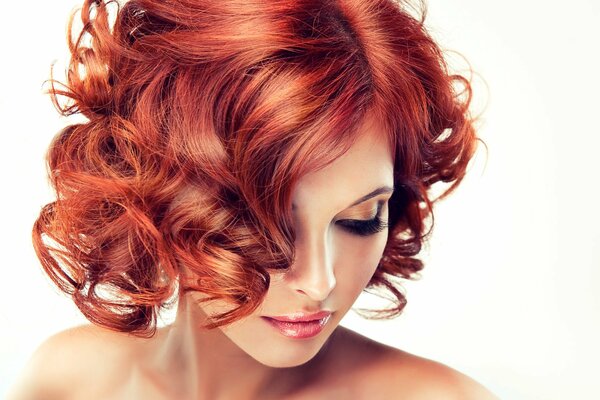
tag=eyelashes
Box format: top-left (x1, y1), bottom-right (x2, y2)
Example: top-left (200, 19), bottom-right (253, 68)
top-left (336, 201), bottom-right (389, 237)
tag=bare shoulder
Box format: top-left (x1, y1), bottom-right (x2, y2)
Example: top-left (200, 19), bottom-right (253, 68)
top-left (329, 327), bottom-right (499, 400)
top-left (7, 324), bottom-right (146, 400)
top-left (371, 348), bottom-right (499, 399)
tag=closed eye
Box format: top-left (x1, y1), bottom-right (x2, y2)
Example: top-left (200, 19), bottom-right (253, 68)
top-left (337, 216), bottom-right (388, 236)
top-left (336, 201), bottom-right (389, 237)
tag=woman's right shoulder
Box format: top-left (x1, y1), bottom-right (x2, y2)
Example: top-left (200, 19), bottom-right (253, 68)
top-left (7, 324), bottom-right (141, 400)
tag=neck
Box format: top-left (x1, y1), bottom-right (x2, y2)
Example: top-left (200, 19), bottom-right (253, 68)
top-left (148, 293), bottom-right (333, 399)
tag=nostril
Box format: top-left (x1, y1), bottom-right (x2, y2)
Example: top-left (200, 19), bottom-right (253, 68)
top-left (294, 274), bottom-right (336, 302)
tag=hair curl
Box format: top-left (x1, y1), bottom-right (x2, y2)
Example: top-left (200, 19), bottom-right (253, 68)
top-left (33, 0), bottom-right (479, 337)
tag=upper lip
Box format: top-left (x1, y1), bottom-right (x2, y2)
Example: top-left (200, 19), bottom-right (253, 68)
top-left (264, 310), bottom-right (332, 322)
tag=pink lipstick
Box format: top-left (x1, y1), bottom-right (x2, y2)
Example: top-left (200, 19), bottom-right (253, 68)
top-left (261, 311), bottom-right (332, 339)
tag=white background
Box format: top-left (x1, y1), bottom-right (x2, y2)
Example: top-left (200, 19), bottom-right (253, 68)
top-left (1, 1), bottom-right (599, 399)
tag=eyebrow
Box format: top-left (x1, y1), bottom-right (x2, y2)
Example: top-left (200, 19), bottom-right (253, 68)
top-left (347, 185), bottom-right (395, 207)
top-left (292, 185), bottom-right (394, 210)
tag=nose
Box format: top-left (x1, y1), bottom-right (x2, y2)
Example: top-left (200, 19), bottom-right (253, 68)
top-left (287, 227), bottom-right (337, 302)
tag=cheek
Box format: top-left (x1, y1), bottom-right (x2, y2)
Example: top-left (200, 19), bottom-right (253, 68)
top-left (334, 233), bottom-right (388, 291)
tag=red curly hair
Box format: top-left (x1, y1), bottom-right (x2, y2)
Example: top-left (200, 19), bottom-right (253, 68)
top-left (33, 0), bottom-right (479, 337)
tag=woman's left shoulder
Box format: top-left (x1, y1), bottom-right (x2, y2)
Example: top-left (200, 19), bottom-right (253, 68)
top-left (370, 348), bottom-right (499, 399)
top-left (330, 327), bottom-right (499, 400)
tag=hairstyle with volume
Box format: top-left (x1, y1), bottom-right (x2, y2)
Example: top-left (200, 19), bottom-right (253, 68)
top-left (33, 0), bottom-right (478, 337)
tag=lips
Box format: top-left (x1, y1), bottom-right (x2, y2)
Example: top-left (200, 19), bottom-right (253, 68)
top-left (266, 310), bottom-right (332, 323)
top-left (261, 311), bottom-right (333, 339)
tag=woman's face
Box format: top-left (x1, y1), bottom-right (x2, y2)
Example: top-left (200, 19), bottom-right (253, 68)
top-left (190, 115), bottom-right (395, 368)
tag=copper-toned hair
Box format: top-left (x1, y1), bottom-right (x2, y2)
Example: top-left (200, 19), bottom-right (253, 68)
top-left (33, 0), bottom-right (478, 337)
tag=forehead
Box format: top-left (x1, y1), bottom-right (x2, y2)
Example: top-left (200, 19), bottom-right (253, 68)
top-left (291, 116), bottom-right (394, 210)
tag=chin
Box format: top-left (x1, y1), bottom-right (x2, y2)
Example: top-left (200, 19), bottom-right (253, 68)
top-left (253, 347), bottom-right (322, 368)
top-left (235, 336), bottom-right (326, 369)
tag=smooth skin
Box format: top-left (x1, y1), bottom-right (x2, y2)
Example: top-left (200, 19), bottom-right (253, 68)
top-left (8, 114), bottom-right (499, 400)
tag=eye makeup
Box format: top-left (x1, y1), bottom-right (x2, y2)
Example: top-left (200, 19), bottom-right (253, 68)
top-left (336, 200), bottom-right (389, 237)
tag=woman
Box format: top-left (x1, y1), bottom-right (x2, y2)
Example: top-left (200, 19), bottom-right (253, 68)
top-left (10, 0), bottom-right (497, 398)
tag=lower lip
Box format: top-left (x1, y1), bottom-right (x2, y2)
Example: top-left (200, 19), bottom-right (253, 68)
top-left (262, 315), bottom-right (331, 339)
